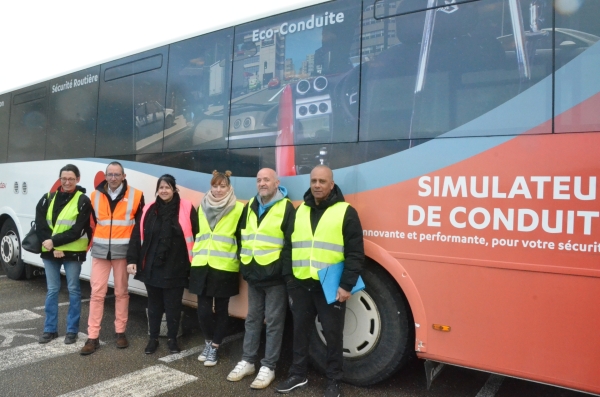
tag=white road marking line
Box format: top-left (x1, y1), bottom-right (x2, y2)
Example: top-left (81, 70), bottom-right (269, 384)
top-left (476, 374), bottom-right (505, 397)
top-left (56, 364), bottom-right (197, 397)
top-left (222, 331), bottom-right (245, 344)
top-left (0, 310), bottom-right (42, 326)
top-left (0, 332), bottom-right (89, 372)
top-left (158, 345), bottom-right (203, 363)
top-left (269, 87), bottom-right (285, 102)
top-left (32, 296), bottom-right (102, 310)
top-left (0, 275), bottom-right (7, 278)
top-left (159, 331), bottom-right (245, 363)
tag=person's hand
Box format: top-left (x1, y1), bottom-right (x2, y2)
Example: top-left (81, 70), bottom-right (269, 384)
top-left (127, 264), bottom-right (137, 275)
top-left (42, 239), bottom-right (54, 251)
top-left (53, 250), bottom-right (65, 258)
top-left (336, 287), bottom-right (351, 303)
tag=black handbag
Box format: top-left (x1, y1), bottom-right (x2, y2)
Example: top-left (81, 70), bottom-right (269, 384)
top-left (22, 221), bottom-right (42, 254)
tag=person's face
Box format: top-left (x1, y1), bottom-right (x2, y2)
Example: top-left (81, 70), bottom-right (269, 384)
top-left (157, 180), bottom-right (174, 202)
top-left (256, 169), bottom-right (279, 202)
top-left (310, 167), bottom-right (334, 204)
top-left (60, 171), bottom-right (79, 193)
top-left (211, 180), bottom-right (230, 200)
top-left (105, 165), bottom-right (125, 190)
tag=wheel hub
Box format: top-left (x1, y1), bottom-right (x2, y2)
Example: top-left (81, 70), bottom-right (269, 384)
top-left (1, 233), bottom-right (20, 265)
top-left (315, 290), bottom-right (381, 358)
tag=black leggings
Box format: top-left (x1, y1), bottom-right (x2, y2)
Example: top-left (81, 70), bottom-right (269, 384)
top-left (145, 284), bottom-right (184, 339)
top-left (196, 295), bottom-right (230, 345)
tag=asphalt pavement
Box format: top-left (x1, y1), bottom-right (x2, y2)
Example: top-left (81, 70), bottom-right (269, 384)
top-left (0, 267), bottom-right (592, 397)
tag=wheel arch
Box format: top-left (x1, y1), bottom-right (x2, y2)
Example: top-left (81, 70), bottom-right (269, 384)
top-left (0, 208), bottom-right (24, 237)
top-left (364, 239), bottom-right (429, 352)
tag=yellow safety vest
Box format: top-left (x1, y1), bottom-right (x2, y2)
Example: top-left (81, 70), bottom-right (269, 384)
top-left (291, 202), bottom-right (349, 280)
top-left (240, 197), bottom-right (289, 265)
top-left (191, 202), bottom-right (243, 272)
top-left (43, 191), bottom-right (89, 252)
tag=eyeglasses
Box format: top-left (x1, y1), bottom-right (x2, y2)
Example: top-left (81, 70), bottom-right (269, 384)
top-left (106, 173), bottom-right (123, 178)
top-left (60, 178), bottom-right (77, 183)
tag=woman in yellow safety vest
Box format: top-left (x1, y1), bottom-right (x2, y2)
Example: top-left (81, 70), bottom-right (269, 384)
top-left (34, 164), bottom-right (92, 345)
top-left (189, 170), bottom-right (243, 367)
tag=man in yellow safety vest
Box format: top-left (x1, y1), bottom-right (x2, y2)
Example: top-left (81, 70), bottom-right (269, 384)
top-left (226, 168), bottom-right (295, 389)
top-left (275, 165), bottom-right (364, 397)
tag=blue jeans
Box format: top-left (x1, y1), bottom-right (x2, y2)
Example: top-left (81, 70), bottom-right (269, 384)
top-left (42, 259), bottom-right (82, 334)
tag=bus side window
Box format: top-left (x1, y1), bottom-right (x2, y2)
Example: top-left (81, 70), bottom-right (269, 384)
top-left (163, 28), bottom-right (234, 153)
top-left (46, 66), bottom-right (99, 160)
top-left (97, 47), bottom-right (169, 156)
top-left (359, 0), bottom-right (552, 142)
top-left (8, 85), bottom-right (48, 162)
top-left (0, 93), bottom-right (9, 163)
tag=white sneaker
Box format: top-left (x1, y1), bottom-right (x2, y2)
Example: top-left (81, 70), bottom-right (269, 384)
top-left (250, 366), bottom-right (275, 389)
top-left (227, 360), bottom-right (256, 381)
top-left (198, 340), bottom-right (211, 362)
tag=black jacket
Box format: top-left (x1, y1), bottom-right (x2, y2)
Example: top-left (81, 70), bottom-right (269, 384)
top-left (236, 195), bottom-right (295, 287)
top-left (282, 184), bottom-right (364, 292)
top-left (126, 194), bottom-right (198, 288)
top-left (35, 186), bottom-right (92, 262)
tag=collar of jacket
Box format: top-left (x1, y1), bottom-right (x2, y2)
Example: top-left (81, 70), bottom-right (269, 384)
top-left (302, 184), bottom-right (345, 209)
top-left (96, 179), bottom-right (129, 202)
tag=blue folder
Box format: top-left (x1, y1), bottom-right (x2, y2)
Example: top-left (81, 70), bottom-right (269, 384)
top-left (318, 262), bottom-right (365, 304)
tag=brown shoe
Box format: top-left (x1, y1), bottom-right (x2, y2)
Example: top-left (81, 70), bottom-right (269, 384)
top-left (80, 338), bottom-right (99, 355)
top-left (116, 333), bottom-right (129, 349)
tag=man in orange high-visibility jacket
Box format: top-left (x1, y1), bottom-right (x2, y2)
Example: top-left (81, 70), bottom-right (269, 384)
top-left (81, 161), bottom-right (144, 355)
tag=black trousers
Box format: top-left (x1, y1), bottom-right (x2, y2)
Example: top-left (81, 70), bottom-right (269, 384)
top-left (288, 285), bottom-right (346, 380)
top-left (145, 284), bottom-right (184, 339)
top-left (196, 295), bottom-right (230, 345)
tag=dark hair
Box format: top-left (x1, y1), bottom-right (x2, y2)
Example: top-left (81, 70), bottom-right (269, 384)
top-left (155, 174), bottom-right (177, 194)
top-left (106, 161), bottom-right (125, 174)
top-left (211, 170), bottom-right (232, 186)
top-left (59, 164), bottom-right (80, 178)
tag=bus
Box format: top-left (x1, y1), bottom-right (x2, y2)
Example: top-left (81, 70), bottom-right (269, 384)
top-left (1, 0), bottom-right (599, 393)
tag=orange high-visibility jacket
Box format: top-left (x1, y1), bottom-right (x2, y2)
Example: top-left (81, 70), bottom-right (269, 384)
top-left (91, 185), bottom-right (143, 259)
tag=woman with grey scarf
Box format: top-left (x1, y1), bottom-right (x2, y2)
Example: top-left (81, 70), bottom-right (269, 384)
top-left (189, 170), bottom-right (244, 367)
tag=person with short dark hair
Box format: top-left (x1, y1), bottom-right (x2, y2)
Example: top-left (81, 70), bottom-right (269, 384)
top-left (35, 164), bottom-right (92, 345)
top-left (275, 165), bottom-right (364, 397)
top-left (81, 161), bottom-right (144, 355)
top-left (126, 174), bottom-right (198, 354)
top-left (189, 170), bottom-right (244, 367)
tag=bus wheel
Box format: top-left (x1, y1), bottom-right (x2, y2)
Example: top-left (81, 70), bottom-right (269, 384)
top-left (309, 260), bottom-right (414, 386)
top-left (0, 219), bottom-right (26, 280)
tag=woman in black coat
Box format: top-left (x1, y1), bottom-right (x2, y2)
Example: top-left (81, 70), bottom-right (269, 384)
top-left (127, 174), bottom-right (198, 354)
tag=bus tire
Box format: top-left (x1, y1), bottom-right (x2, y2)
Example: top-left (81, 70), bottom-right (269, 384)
top-left (308, 260), bottom-right (414, 386)
top-left (0, 218), bottom-right (26, 280)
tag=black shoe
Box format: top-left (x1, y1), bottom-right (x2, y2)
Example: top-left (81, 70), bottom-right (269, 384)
top-left (145, 338), bottom-right (159, 354)
top-left (324, 379), bottom-right (341, 397)
top-left (275, 375), bottom-right (308, 394)
top-left (167, 338), bottom-right (180, 354)
top-left (39, 332), bottom-right (58, 344)
top-left (64, 332), bottom-right (78, 344)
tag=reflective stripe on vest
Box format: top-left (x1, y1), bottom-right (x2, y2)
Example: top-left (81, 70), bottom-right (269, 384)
top-left (291, 202), bottom-right (349, 280)
top-left (91, 186), bottom-right (142, 258)
top-left (43, 191), bottom-right (89, 252)
top-left (139, 199), bottom-right (195, 262)
top-left (191, 201), bottom-right (243, 272)
top-left (240, 197), bottom-right (288, 265)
